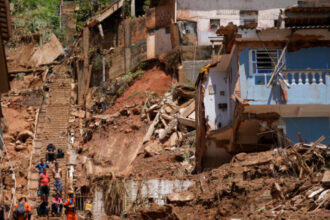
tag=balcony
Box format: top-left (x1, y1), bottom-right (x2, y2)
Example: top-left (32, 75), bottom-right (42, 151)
top-left (244, 69), bottom-right (330, 105)
top-left (282, 69), bottom-right (328, 85)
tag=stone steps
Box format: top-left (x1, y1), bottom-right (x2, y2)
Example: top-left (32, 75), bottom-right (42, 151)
top-left (28, 71), bottom-right (72, 220)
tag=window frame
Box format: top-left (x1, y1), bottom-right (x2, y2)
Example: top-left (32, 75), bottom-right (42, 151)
top-left (210, 19), bottom-right (220, 31)
top-left (249, 49), bottom-right (285, 75)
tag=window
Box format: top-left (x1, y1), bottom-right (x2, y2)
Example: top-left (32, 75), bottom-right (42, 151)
top-left (210, 19), bottom-right (220, 31)
top-left (243, 19), bottom-right (257, 26)
top-left (240, 10), bottom-right (258, 27)
top-left (250, 49), bottom-right (284, 74)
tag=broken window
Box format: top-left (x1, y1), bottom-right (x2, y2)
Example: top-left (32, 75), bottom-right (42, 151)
top-left (210, 19), bottom-right (220, 31)
top-left (250, 49), bottom-right (284, 74)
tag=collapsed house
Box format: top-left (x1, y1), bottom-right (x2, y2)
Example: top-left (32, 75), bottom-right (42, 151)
top-left (195, 2), bottom-right (330, 171)
top-left (73, 0), bottom-right (176, 105)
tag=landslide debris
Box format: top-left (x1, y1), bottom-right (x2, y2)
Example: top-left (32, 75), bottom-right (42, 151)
top-left (130, 143), bottom-right (330, 219)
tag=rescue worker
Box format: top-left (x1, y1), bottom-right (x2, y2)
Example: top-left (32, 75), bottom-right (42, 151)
top-left (64, 190), bottom-right (77, 220)
top-left (13, 197), bottom-right (32, 220)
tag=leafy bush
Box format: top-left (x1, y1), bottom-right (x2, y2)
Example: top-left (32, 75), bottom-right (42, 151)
top-left (11, 0), bottom-right (62, 41)
top-left (74, 0), bottom-right (114, 31)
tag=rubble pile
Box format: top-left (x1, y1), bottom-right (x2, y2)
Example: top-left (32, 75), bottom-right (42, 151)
top-left (133, 141), bottom-right (330, 219)
top-left (142, 85), bottom-right (195, 153)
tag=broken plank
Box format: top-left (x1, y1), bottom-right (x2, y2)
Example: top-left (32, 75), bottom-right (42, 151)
top-left (311, 136), bottom-right (326, 148)
top-left (143, 112), bottom-right (160, 144)
top-left (170, 99), bottom-right (193, 115)
top-left (179, 101), bottom-right (195, 118)
top-left (159, 119), bottom-right (178, 140)
top-left (178, 117), bottom-right (196, 128)
top-left (267, 41), bottom-right (289, 88)
top-left (161, 114), bottom-right (173, 121)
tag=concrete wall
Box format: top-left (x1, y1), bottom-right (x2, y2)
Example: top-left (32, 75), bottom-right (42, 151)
top-left (283, 117), bottom-right (330, 144)
top-left (179, 60), bottom-right (210, 83)
top-left (92, 179), bottom-right (195, 219)
top-left (108, 39), bottom-right (147, 80)
top-left (147, 28), bottom-right (172, 59)
top-left (239, 47), bottom-right (330, 106)
top-left (177, 0), bottom-right (298, 45)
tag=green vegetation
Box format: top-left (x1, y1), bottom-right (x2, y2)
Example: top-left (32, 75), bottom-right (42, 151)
top-left (11, 0), bottom-right (63, 42)
top-left (74, 0), bottom-right (114, 31)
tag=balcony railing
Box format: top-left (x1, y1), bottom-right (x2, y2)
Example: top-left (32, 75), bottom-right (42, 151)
top-left (281, 69), bottom-right (329, 85)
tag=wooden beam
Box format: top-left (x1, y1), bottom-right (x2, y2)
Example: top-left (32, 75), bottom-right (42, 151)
top-left (267, 41), bottom-right (288, 88)
top-left (179, 101), bottom-right (195, 118)
top-left (178, 117), bottom-right (196, 128)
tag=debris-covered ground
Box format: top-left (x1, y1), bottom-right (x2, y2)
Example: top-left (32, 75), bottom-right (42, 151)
top-left (2, 2), bottom-right (330, 220)
top-left (130, 143), bottom-right (330, 219)
top-left (1, 75), bottom-right (42, 203)
top-left (71, 61), bottom-right (330, 219)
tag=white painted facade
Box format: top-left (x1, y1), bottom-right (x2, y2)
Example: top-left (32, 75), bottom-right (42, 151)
top-left (176, 0), bottom-right (298, 45)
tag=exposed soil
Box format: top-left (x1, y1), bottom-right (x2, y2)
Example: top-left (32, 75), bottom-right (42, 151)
top-left (75, 68), bottom-right (175, 185)
top-left (1, 93), bottom-right (39, 204)
top-left (112, 67), bottom-right (174, 111)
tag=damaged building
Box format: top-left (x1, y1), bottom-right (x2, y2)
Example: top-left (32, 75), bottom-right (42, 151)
top-left (73, 0), bottom-right (175, 105)
top-left (176, 0), bottom-right (298, 83)
top-left (196, 2), bottom-right (330, 171)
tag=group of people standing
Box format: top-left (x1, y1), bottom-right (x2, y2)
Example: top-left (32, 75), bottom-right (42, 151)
top-left (13, 144), bottom-right (77, 220)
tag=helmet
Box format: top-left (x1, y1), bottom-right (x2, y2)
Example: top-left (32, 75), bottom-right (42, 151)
top-left (67, 190), bottom-right (74, 194)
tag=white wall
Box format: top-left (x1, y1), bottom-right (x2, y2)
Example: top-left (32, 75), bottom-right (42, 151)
top-left (177, 0), bottom-right (298, 45)
top-left (203, 65), bottom-right (231, 130)
top-left (177, 0), bottom-right (298, 11)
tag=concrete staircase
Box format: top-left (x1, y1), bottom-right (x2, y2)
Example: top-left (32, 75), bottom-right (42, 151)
top-left (27, 67), bottom-right (72, 220)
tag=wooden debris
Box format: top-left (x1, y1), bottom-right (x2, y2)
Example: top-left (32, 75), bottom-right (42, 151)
top-left (159, 119), bottom-right (178, 140)
top-left (178, 117), bottom-right (195, 128)
top-left (143, 111), bottom-right (160, 144)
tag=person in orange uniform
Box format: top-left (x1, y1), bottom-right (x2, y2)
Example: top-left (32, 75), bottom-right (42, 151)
top-left (64, 190), bottom-right (77, 220)
top-left (13, 197), bottom-right (32, 220)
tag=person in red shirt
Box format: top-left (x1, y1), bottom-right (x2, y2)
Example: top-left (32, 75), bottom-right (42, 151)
top-left (13, 197), bottom-right (32, 220)
top-left (38, 168), bottom-right (50, 200)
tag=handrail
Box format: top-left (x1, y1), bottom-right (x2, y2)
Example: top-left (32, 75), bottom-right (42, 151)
top-left (281, 69), bottom-right (329, 85)
top-left (282, 69), bottom-right (330, 74)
